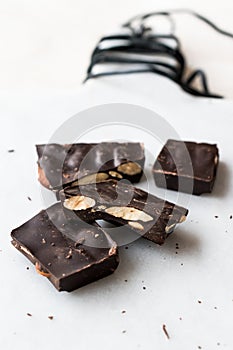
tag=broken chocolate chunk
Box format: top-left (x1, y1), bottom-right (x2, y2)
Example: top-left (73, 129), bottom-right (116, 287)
top-left (36, 142), bottom-right (145, 191)
top-left (152, 139), bottom-right (219, 195)
top-left (11, 203), bottom-right (119, 292)
top-left (60, 180), bottom-right (188, 245)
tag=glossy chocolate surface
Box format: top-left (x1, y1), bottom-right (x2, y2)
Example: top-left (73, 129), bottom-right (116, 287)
top-left (153, 139), bottom-right (219, 195)
top-left (36, 142), bottom-right (145, 190)
top-left (60, 180), bottom-right (188, 245)
top-left (11, 203), bottom-right (119, 292)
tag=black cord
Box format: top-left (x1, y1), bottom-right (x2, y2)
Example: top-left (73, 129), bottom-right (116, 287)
top-left (85, 10), bottom-right (233, 98)
top-left (124, 9), bottom-right (233, 39)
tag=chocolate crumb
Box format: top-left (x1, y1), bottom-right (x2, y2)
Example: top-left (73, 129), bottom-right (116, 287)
top-left (27, 313), bottom-right (32, 317)
top-left (48, 316), bottom-right (54, 320)
top-left (162, 324), bottom-right (170, 339)
top-left (8, 149), bottom-right (15, 153)
top-left (27, 196), bottom-right (32, 201)
top-left (198, 300), bottom-right (202, 304)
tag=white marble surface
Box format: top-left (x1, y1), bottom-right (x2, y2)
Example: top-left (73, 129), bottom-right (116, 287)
top-left (1, 74), bottom-right (233, 349)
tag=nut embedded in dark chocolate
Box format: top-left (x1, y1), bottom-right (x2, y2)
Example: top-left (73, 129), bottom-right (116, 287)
top-left (36, 142), bottom-right (145, 191)
top-left (152, 139), bottom-right (219, 195)
top-left (60, 179), bottom-right (188, 245)
top-left (11, 203), bottom-right (119, 292)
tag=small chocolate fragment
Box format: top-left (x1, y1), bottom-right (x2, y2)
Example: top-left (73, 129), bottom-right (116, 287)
top-left (36, 142), bottom-right (145, 191)
top-left (152, 139), bottom-right (219, 195)
top-left (11, 203), bottom-right (119, 292)
top-left (60, 180), bottom-right (188, 245)
top-left (162, 324), bottom-right (170, 339)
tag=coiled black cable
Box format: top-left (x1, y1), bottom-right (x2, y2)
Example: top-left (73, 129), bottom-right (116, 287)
top-left (85, 10), bottom-right (233, 98)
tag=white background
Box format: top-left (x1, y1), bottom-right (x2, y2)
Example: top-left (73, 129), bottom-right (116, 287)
top-left (0, 0), bottom-right (233, 97)
top-left (1, 85), bottom-right (233, 350)
top-left (1, 2), bottom-right (233, 350)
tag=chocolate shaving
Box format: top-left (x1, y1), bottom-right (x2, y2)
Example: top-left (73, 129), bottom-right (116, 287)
top-left (162, 324), bottom-right (170, 339)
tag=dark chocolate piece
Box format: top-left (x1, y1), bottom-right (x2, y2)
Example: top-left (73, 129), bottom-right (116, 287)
top-left (152, 139), bottom-right (219, 195)
top-left (11, 203), bottom-right (119, 292)
top-left (36, 142), bottom-right (145, 191)
top-left (60, 180), bottom-right (188, 245)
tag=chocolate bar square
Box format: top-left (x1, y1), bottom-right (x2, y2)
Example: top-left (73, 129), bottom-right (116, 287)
top-left (152, 139), bottom-right (219, 195)
top-left (60, 180), bottom-right (188, 245)
top-left (11, 203), bottom-right (119, 292)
